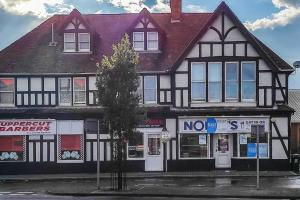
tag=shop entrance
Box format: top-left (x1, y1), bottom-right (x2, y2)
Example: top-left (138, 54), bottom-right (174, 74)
top-left (215, 134), bottom-right (232, 168)
top-left (145, 133), bottom-right (163, 171)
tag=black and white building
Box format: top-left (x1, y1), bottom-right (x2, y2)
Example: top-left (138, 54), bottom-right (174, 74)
top-left (0, 0), bottom-right (294, 174)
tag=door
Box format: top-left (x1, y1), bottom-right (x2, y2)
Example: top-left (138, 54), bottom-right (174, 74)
top-left (145, 133), bottom-right (163, 171)
top-left (215, 134), bottom-right (231, 168)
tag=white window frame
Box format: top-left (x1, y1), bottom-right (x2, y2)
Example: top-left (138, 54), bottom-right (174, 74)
top-left (133, 32), bottom-right (144, 51)
top-left (143, 76), bottom-right (157, 104)
top-left (225, 62), bottom-right (239, 102)
top-left (73, 77), bottom-right (86, 105)
top-left (59, 77), bottom-right (72, 106)
top-left (237, 132), bottom-right (269, 159)
top-left (78, 33), bottom-right (90, 52)
top-left (0, 78), bottom-right (15, 106)
top-left (208, 62), bottom-right (222, 102)
top-left (178, 133), bottom-right (210, 159)
top-left (191, 62), bottom-right (206, 102)
top-left (241, 61), bottom-right (256, 102)
top-left (147, 32), bottom-right (158, 51)
top-left (64, 33), bottom-right (76, 52)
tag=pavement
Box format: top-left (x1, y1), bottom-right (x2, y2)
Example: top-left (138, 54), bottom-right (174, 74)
top-left (0, 171), bottom-right (299, 199)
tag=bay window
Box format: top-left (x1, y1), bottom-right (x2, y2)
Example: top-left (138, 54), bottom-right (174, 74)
top-left (59, 78), bottom-right (72, 106)
top-left (0, 78), bottom-right (14, 106)
top-left (226, 62), bottom-right (238, 101)
top-left (208, 63), bottom-right (222, 102)
top-left (242, 62), bottom-right (256, 101)
top-left (180, 133), bottom-right (208, 158)
top-left (78, 33), bottom-right (90, 52)
top-left (144, 76), bottom-right (157, 104)
top-left (73, 77), bottom-right (86, 105)
top-left (191, 63), bottom-right (206, 101)
top-left (0, 136), bottom-right (25, 161)
top-left (64, 33), bottom-right (76, 52)
top-left (133, 32), bottom-right (144, 51)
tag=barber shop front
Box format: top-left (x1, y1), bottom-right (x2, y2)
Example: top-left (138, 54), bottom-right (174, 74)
top-left (176, 117), bottom-right (270, 169)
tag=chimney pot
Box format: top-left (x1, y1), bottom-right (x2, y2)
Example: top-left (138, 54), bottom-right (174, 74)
top-left (170, 0), bottom-right (181, 23)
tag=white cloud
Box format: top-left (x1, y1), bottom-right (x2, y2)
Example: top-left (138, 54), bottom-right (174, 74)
top-left (245, 0), bottom-right (300, 31)
top-left (0, 0), bottom-right (74, 18)
top-left (184, 4), bottom-right (207, 13)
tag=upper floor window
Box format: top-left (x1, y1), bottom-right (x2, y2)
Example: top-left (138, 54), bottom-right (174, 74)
top-left (191, 63), bottom-right (206, 101)
top-left (225, 62), bottom-right (238, 101)
top-left (78, 33), bottom-right (90, 52)
top-left (137, 76), bottom-right (143, 103)
top-left (64, 33), bottom-right (76, 52)
top-left (59, 78), bottom-right (72, 106)
top-left (0, 78), bottom-right (14, 106)
top-left (144, 76), bottom-right (157, 104)
top-left (133, 31), bottom-right (158, 51)
top-left (242, 62), bottom-right (256, 101)
top-left (73, 77), bottom-right (86, 105)
top-left (208, 63), bottom-right (222, 102)
top-left (63, 31), bottom-right (90, 53)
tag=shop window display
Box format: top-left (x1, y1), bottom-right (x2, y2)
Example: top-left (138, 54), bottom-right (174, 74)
top-left (180, 134), bottom-right (208, 158)
top-left (0, 136), bottom-right (25, 161)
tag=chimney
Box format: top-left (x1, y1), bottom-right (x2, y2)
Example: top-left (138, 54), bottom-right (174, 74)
top-left (170, 0), bottom-right (182, 23)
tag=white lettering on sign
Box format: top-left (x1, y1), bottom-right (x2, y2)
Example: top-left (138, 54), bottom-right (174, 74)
top-left (179, 117), bottom-right (269, 133)
top-left (0, 119), bottom-right (56, 135)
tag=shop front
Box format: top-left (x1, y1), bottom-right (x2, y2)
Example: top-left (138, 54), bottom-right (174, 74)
top-left (178, 117), bottom-right (270, 169)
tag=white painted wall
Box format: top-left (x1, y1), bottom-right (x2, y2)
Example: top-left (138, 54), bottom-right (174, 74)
top-left (177, 61), bottom-right (188, 72)
top-left (175, 74), bottom-right (188, 87)
top-left (272, 117), bottom-right (289, 137)
top-left (272, 140), bottom-right (288, 159)
top-left (259, 72), bottom-right (272, 87)
top-left (160, 75), bottom-right (171, 89)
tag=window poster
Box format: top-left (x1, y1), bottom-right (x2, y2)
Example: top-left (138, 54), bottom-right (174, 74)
top-left (247, 143), bottom-right (268, 158)
top-left (199, 135), bottom-right (207, 145)
top-left (240, 134), bottom-right (247, 144)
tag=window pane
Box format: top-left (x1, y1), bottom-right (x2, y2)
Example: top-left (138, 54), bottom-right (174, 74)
top-left (209, 82), bottom-right (221, 101)
top-left (242, 62), bottom-right (255, 81)
top-left (226, 82), bottom-right (238, 99)
top-left (226, 63), bottom-right (238, 81)
top-left (64, 33), bottom-right (75, 42)
top-left (148, 32), bottom-right (158, 40)
top-left (192, 82), bottom-right (205, 100)
top-left (144, 89), bottom-right (156, 102)
top-left (208, 63), bottom-right (221, 82)
top-left (180, 134), bottom-right (207, 158)
top-left (148, 135), bottom-right (160, 155)
top-left (134, 41), bottom-right (144, 50)
top-left (148, 41), bottom-right (158, 50)
top-left (79, 33), bottom-right (90, 42)
top-left (74, 78), bottom-right (86, 90)
top-left (64, 43), bottom-right (76, 50)
top-left (128, 133), bottom-right (144, 158)
top-left (0, 93), bottom-right (14, 104)
top-left (44, 78), bottom-right (56, 91)
top-left (239, 133), bottom-right (268, 158)
top-left (74, 91), bottom-right (86, 103)
top-left (0, 136), bottom-right (24, 161)
top-left (242, 81), bottom-right (255, 100)
top-left (192, 63), bottom-right (205, 81)
top-left (59, 135), bottom-right (83, 160)
top-left (144, 76), bottom-right (156, 89)
top-left (17, 78), bottom-right (28, 91)
top-left (79, 43), bottom-right (90, 50)
top-left (133, 32), bottom-right (144, 41)
top-left (30, 78), bottom-right (42, 91)
top-left (60, 91), bottom-right (71, 104)
top-left (60, 78), bottom-right (71, 91)
top-left (89, 77), bottom-right (97, 90)
top-left (0, 79), bottom-right (14, 91)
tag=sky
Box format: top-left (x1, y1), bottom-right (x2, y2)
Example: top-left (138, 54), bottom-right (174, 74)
top-left (0, 0), bottom-right (300, 88)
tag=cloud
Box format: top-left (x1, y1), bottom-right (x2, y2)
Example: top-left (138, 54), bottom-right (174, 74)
top-left (98, 0), bottom-right (170, 13)
top-left (245, 0), bottom-right (300, 31)
top-left (0, 0), bottom-right (74, 18)
top-left (184, 4), bottom-right (207, 13)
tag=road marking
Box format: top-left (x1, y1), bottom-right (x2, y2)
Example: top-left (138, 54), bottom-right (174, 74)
top-left (17, 192), bottom-right (34, 194)
top-left (0, 192), bottom-right (11, 194)
top-left (8, 194), bottom-right (25, 196)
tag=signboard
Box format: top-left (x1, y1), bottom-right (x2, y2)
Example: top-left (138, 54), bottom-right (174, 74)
top-left (199, 135), bottom-right (207, 145)
top-left (137, 119), bottom-right (164, 128)
top-left (179, 117), bottom-right (269, 134)
top-left (0, 120), bottom-right (56, 135)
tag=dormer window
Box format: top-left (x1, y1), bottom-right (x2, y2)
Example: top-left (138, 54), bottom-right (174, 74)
top-left (133, 32), bottom-right (144, 51)
top-left (78, 33), bottom-right (90, 52)
top-left (147, 32), bottom-right (158, 50)
top-left (64, 33), bottom-right (76, 52)
top-left (133, 31), bottom-right (158, 51)
top-left (63, 32), bottom-right (90, 53)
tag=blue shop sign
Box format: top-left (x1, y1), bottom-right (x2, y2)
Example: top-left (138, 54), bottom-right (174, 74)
top-left (206, 118), bottom-right (217, 134)
top-left (247, 143), bottom-right (268, 158)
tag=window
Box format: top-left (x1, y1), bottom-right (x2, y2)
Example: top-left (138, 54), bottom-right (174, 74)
top-left (30, 78), bottom-right (42, 106)
top-left (144, 76), bottom-right (157, 104)
top-left (180, 134), bottom-right (208, 158)
top-left (208, 63), bottom-right (222, 102)
top-left (148, 134), bottom-right (161, 155)
top-left (133, 32), bottom-right (144, 51)
top-left (128, 132), bottom-right (144, 159)
top-left (59, 78), bottom-right (72, 106)
top-left (147, 32), bottom-right (158, 50)
top-left (191, 63), bottom-right (206, 101)
top-left (16, 78), bottom-right (29, 106)
top-left (78, 33), bottom-right (90, 52)
top-left (0, 78), bottom-right (14, 106)
top-left (64, 33), bottom-right (76, 52)
top-left (73, 77), bottom-right (86, 105)
top-left (226, 62), bottom-right (238, 101)
top-left (88, 76), bottom-right (97, 105)
top-left (57, 120), bottom-right (84, 163)
top-left (0, 136), bottom-right (25, 161)
top-left (137, 76), bottom-right (143, 103)
top-left (17, 78), bottom-right (28, 91)
top-left (242, 62), bottom-right (256, 101)
top-left (44, 78), bottom-right (56, 106)
top-left (239, 133), bottom-right (268, 158)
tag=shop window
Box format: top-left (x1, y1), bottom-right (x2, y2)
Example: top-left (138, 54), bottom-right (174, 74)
top-left (225, 62), bottom-right (238, 101)
top-left (242, 62), bottom-right (256, 101)
top-left (57, 120), bottom-right (84, 163)
top-left (133, 32), bottom-right (144, 51)
top-left (78, 33), bottom-right (90, 52)
top-left (0, 78), bottom-right (14, 106)
top-left (59, 78), bottom-right (72, 106)
top-left (64, 33), bottom-right (76, 52)
top-left (208, 63), bottom-right (222, 102)
top-left (239, 133), bottom-right (268, 158)
top-left (144, 76), bottom-right (157, 104)
top-left (180, 133), bottom-right (208, 158)
top-left (127, 132), bottom-right (144, 159)
top-left (73, 77), bottom-right (86, 105)
top-left (0, 136), bottom-right (25, 161)
top-left (191, 63), bottom-right (206, 101)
